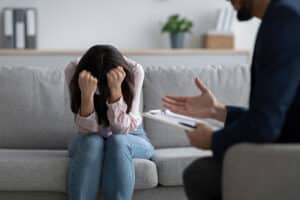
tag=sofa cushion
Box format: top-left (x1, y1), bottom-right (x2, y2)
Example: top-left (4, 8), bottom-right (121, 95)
top-left (0, 65), bottom-right (77, 149)
top-left (143, 65), bottom-right (250, 148)
top-left (153, 147), bottom-right (212, 186)
top-left (0, 149), bottom-right (158, 191)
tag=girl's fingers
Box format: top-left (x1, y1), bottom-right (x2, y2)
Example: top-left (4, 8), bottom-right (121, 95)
top-left (80, 70), bottom-right (97, 81)
top-left (107, 67), bottom-right (126, 81)
top-left (79, 70), bottom-right (86, 78)
top-left (119, 67), bottom-right (126, 77)
top-left (115, 66), bottom-right (126, 79)
top-left (115, 70), bottom-right (122, 79)
top-left (91, 77), bottom-right (98, 84)
top-left (86, 73), bottom-right (91, 80)
top-left (112, 70), bottom-right (119, 80)
top-left (107, 70), bottom-right (115, 79)
top-left (117, 66), bottom-right (123, 72)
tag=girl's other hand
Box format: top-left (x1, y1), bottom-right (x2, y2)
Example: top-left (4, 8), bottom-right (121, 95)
top-left (78, 70), bottom-right (98, 100)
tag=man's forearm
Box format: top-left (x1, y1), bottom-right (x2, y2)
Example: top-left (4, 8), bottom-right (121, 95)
top-left (212, 103), bottom-right (227, 123)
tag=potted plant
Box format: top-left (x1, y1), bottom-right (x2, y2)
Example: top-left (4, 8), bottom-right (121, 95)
top-left (162, 14), bottom-right (193, 49)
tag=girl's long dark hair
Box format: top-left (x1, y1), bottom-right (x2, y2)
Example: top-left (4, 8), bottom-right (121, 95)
top-left (69, 45), bottom-right (135, 127)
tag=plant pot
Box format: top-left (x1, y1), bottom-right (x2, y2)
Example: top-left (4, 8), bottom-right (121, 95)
top-left (170, 32), bottom-right (185, 49)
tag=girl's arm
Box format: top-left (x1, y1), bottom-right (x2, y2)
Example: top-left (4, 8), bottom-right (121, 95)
top-left (65, 61), bottom-right (99, 133)
top-left (106, 58), bottom-right (143, 134)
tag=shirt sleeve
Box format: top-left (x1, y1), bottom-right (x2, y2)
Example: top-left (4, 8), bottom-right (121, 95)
top-left (106, 57), bottom-right (144, 134)
top-left (64, 59), bottom-right (100, 134)
top-left (212, 6), bottom-right (300, 160)
top-left (225, 106), bottom-right (248, 127)
top-left (64, 60), bottom-right (77, 88)
top-left (75, 112), bottom-right (99, 133)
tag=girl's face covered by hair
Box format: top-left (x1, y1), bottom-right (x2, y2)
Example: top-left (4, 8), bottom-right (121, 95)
top-left (69, 45), bottom-right (135, 127)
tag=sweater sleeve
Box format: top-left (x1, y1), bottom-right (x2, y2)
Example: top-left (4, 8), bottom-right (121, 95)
top-left (106, 57), bottom-right (144, 134)
top-left (225, 106), bottom-right (248, 127)
top-left (64, 59), bottom-right (100, 134)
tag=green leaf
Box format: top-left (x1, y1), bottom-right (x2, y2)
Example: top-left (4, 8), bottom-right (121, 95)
top-left (162, 14), bottom-right (193, 33)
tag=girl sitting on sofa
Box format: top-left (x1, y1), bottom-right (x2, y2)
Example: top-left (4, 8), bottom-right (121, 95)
top-left (65, 45), bottom-right (154, 200)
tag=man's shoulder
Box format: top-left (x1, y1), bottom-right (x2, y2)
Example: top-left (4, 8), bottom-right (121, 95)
top-left (273, 0), bottom-right (300, 16)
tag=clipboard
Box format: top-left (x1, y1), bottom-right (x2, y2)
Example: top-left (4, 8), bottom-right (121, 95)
top-left (142, 109), bottom-right (207, 131)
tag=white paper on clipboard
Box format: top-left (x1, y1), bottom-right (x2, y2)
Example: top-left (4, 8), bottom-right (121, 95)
top-left (142, 109), bottom-right (208, 131)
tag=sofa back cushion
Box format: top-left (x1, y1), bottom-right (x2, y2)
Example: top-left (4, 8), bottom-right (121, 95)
top-left (0, 64), bottom-right (250, 149)
top-left (143, 65), bottom-right (250, 148)
top-left (0, 65), bottom-right (77, 149)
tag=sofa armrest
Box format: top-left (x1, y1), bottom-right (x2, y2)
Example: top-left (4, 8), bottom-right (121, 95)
top-left (223, 143), bottom-right (300, 200)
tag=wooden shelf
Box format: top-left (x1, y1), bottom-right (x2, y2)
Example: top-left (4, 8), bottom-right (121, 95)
top-left (0, 48), bottom-right (251, 67)
top-left (0, 49), bottom-right (250, 56)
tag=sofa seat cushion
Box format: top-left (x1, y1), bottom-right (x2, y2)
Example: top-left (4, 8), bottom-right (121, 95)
top-left (153, 147), bottom-right (212, 186)
top-left (0, 149), bottom-right (158, 192)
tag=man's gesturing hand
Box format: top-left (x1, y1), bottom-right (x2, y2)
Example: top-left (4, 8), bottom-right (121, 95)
top-left (163, 78), bottom-right (227, 122)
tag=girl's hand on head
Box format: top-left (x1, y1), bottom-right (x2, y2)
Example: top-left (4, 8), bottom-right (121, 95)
top-left (107, 66), bottom-right (126, 92)
top-left (107, 66), bottom-right (126, 103)
top-left (78, 70), bottom-right (98, 100)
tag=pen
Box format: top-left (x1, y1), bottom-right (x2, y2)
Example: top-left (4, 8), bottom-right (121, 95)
top-left (179, 122), bottom-right (196, 129)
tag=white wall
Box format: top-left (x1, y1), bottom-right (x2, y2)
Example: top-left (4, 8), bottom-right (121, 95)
top-left (0, 0), bottom-right (260, 50)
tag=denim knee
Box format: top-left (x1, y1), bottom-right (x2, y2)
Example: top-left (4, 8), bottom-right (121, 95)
top-left (105, 134), bottom-right (130, 154)
top-left (78, 134), bottom-right (104, 162)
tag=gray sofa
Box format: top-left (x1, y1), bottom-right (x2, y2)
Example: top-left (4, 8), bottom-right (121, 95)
top-left (0, 63), bottom-right (299, 200)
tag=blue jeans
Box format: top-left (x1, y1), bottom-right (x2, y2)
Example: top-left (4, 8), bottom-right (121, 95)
top-left (67, 127), bottom-right (154, 200)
